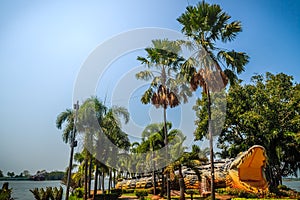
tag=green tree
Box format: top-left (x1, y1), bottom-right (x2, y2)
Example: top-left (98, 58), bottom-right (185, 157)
top-left (23, 170), bottom-right (30, 178)
top-left (0, 170), bottom-right (3, 178)
top-left (56, 104), bottom-right (78, 200)
top-left (77, 96), bottom-right (130, 198)
top-left (177, 1), bottom-right (249, 198)
top-left (136, 39), bottom-right (190, 199)
top-left (6, 172), bottom-right (14, 178)
top-left (135, 122), bottom-right (185, 196)
top-left (218, 72), bottom-right (300, 189)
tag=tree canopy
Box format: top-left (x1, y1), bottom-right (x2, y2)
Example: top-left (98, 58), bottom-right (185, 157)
top-left (216, 72), bottom-right (300, 188)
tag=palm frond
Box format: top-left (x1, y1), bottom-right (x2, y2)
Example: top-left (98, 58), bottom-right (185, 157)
top-left (135, 70), bottom-right (154, 81)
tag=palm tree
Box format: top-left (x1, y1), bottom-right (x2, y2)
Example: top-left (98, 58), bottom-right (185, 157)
top-left (56, 104), bottom-right (79, 200)
top-left (77, 96), bottom-right (130, 198)
top-left (136, 122), bottom-right (185, 197)
top-left (136, 39), bottom-right (191, 199)
top-left (177, 1), bottom-right (249, 199)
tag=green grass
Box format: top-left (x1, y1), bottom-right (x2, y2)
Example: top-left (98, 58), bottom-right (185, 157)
top-left (120, 192), bottom-right (137, 196)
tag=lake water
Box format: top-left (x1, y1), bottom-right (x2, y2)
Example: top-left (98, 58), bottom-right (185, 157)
top-left (1, 180), bottom-right (299, 199)
top-left (0, 180), bottom-right (65, 200)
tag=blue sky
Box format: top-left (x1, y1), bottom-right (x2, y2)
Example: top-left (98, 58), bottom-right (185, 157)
top-left (0, 0), bottom-right (299, 175)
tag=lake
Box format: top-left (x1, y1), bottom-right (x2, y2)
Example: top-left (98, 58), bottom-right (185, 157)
top-left (0, 180), bottom-right (65, 200)
top-left (1, 180), bottom-right (299, 199)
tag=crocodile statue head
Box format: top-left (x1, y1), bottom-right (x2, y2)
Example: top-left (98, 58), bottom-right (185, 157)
top-left (226, 145), bottom-right (269, 193)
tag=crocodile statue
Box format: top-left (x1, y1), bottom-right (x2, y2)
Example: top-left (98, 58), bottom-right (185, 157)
top-left (195, 145), bottom-right (268, 194)
top-left (116, 145), bottom-right (269, 194)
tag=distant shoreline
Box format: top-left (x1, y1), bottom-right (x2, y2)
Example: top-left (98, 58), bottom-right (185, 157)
top-left (0, 177), bottom-right (30, 181)
top-left (283, 177), bottom-right (300, 181)
top-left (0, 177), bottom-right (63, 181)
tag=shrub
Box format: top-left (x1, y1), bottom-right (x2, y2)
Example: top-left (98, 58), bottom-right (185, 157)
top-left (278, 184), bottom-right (289, 191)
top-left (224, 188), bottom-right (258, 198)
top-left (73, 188), bottom-right (84, 198)
top-left (30, 186), bottom-right (63, 200)
top-left (135, 190), bottom-right (148, 200)
top-left (110, 189), bottom-right (122, 197)
top-left (0, 182), bottom-right (12, 200)
top-left (122, 189), bottom-right (134, 194)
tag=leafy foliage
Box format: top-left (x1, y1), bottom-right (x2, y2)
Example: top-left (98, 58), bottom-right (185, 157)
top-left (134, 189), bottom-right (148, 200)
top-left (217, 73), bottom-right (300, 187)
top-left (29, 186), bottom-right (63, 200)
top-left (0, 183), bottom-right (12, 200)
top-left (56, 109), bottom-right (74, 144)
top-left (177, 0), bottom-right (249, 92)
top-left (136, 39), bottom-right (191, 109)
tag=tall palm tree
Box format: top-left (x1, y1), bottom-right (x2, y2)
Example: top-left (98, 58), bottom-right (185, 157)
top-left (177, 1), bottom-right (249, 199)
top-left (136, 39), bottom-right (191, 200)
top-left (56, 106), bottom-right (79, 200)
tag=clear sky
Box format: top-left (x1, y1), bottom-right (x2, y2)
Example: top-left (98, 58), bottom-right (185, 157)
top-left (0, 0), bottom-right (299, 175)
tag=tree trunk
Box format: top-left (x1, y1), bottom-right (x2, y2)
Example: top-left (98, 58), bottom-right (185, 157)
top-left (207, 89), bottom-right (215, 200)
top-left (160, 168), bottom-right (165, 197)
top-left (65, 143), bottom-right (75, 200)
top-left (163, 107), bottom-right (171, 200)
top-left (178, 164), bottom-right (185, 200)
top-left (84, 158), bottom-right (88, 200)
top-left (93, 164), bottom-right (99, 200)
top-left (108, 170), bottom-right (112, 192)
top-left (102, 172), bottom-right (105, 193)
top-left (113, 170), bottom-right (116, 188)
top-left (153, 170), bottom-right (157, 195)
top-left (88, 156), bottom-right (93, 198)
top-left (98, 171), bottom-right (102, 190)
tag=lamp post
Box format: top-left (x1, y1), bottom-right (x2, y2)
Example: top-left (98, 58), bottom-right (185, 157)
top-left (65, 101), bottom-right (79, 200)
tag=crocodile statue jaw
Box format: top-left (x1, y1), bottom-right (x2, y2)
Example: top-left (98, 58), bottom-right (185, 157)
top-left (226, 145), bottom-right (269, 193)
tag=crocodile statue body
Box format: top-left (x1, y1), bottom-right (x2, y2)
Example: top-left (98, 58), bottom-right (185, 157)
top-left (116, 145), bottom-right (269, 194)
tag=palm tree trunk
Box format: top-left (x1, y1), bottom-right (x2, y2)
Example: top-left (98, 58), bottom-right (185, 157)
top-left (163, 107), bottom-right (171, 200)
top-left (102, 172), bottom-right (105, 193)
top-left (65, 102), bottom-right (79, 200)
top-left (84, 158), bottom-right (88, 200)
top-left (65, 143), bottom-right (75, 200)
top-left (98, 171), bottom-right (102, 190)
top-left (207, 89), bottom-right (215, 200)
top-left (108, 169), bottom-right (112, 192)
top-left (153, 162), bottom-right (157, 195)
top-left (178, 164), bottom-right (185, 200)
top-left (93, 163), bottom-right (99, 200)
top-left (88, 156), bottom-right (93, 198)
top-left (160, 168), bottom-right (165, 197)
top-left (113, 170), bottom-right (116, 188)
top-left (153, 171), bottom-right (157, 195)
